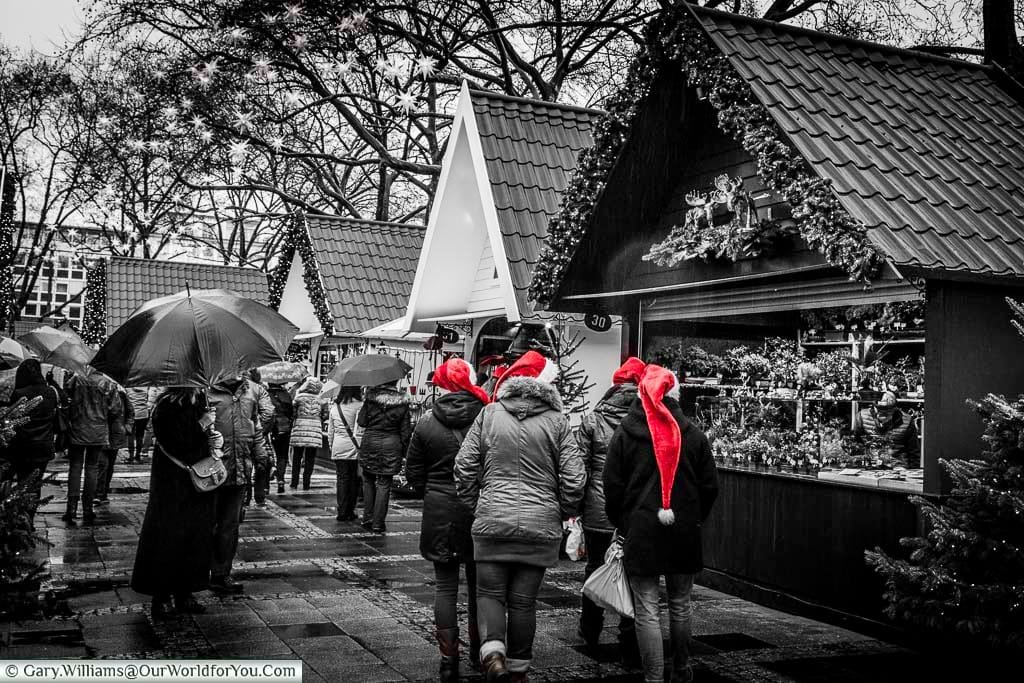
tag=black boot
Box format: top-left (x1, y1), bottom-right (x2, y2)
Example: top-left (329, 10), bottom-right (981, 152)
top-left (61, 496), bottom-right (79, 524)
top-left (481, 652), bottom-right (510, 683)
top-left (173, 593), bottom-right (206, 614)
top-left (437, 627), bottom-right (459, 682)
top-left (152, 595), bottom-right (176, 619)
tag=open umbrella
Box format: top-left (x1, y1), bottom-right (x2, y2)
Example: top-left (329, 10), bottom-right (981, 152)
top-left (0, 336), bottom-right (36, 369)
top-left (91, 288), bottom-right (298, 387)
top-left (18, 325), bottom-right (96, 375)
top-left (327, 354), bottom-right (412, 387)
top-left (258, 360), bottom-right (309, 384)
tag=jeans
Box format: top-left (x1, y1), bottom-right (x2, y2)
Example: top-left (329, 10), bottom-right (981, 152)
top-left (434, 560), bottom-right (478, 636)
top-left (361, 472), bottom-right (392, 530)
top-left (291, 447), bottom-right (317, 489)
top-left (96, 448), bottom-right (117, 500)
top-left (211, 485), bottom-right (247, 578)
top-left (253, 440), bottom-right (271, 504)
top-left (67, 444), bottom-right (103, 514)
top-left (130, 418), bottom-right (148, 461)
top-left (272, 433), bottom-right (290, 485)
top-left (581, 529), bottom-right (637, 649)
top-left (476, 561), bottom-right (546, 673)
top-left (629, 573), bottom-right (695, 683)
top-left (334, 460), bottom-right (359, 518)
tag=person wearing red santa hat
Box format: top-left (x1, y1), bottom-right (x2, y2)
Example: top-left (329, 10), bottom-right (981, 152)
top-left (455, 350), bottom-right (585, 683)
top-left (406, 358), bottom-right (490, 681)
top-left (575, 357), bottom-right (645, 666)
top-left (604, 364), bottom-right (719, 683)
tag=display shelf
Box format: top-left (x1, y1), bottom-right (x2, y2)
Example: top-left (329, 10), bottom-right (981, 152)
top-left (716, 462), bottom-right (925, 493)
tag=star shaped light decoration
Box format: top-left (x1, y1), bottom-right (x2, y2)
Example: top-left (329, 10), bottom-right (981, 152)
top-left (383, 57), bottom-right (406, 81)
top-left (190, 115), bottom-right (206, 130)
top-left (336, 57), bottom-right (357, 75)
top-left (199, 129), bottom-right (214, 144)
top-left (414, 55), bottom-right (437, 79)
top-left (395, 91), bottom-right (417, 113)
top-left (284, 3), bottom-right (303, 22)
top-left (233, 110), bottom-right (255, 132)
top-left (228, 139), bottom-right (250, 162)
top-left (289, 34), bottom-right (308, 51)
top-left (270, 136), bottom-right (286, 152)
top-left (227, 27), bottom-right (248, 44)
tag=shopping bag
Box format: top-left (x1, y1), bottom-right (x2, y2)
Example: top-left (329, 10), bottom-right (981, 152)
top-left (581, 535), bottom-right (634, 618)
top-left (564, 517), bottom-right (586, 562)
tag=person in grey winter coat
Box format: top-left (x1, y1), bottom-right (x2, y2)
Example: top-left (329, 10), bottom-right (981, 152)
top-left (406, 359), bottom-right (490, 682)
top-left (289, 377), bottom-right (327, 490)
top-left (96, 385), bottom-right (134, 506)
top-left (207, 376), bottom-right (273, 593)
top-left (327, 386), bottom-right (363, 521)
top-left (63, 371), bottom-right (116, 525)
top-left (455, 351), bottom-right (585, 682)
top-left (575, 357), bottom-right (645, 663)
top-left (604, 365), bottom-right (719, 683)
top-left (357, 381), bottom-right (412, 533)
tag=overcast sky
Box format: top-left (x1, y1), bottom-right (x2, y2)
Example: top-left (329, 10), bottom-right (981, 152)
top-left (1, 0), bottom-right (83, 54)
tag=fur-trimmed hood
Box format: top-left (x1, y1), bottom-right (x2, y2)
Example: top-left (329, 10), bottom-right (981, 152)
top-left (365, 386), bottom-right (411, 407)
top-left (496, 375), bottom-right (563, 418)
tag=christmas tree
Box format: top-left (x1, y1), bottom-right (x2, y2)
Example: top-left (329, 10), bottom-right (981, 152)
top-left (865, 297), bottom-right (1024, 652)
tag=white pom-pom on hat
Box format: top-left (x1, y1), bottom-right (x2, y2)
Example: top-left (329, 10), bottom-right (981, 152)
top-left (658, 508), bottom-right (676, 526)
top-left (538, 357), bottom-right (560, 384)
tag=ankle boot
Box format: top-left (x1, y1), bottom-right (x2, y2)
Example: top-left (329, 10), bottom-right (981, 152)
top-left (436, 627), bottom-right (459, 681)
top-left (481, 652), bottom-right (510, 682)
top-left (61, 496), bottom-right (79, 523)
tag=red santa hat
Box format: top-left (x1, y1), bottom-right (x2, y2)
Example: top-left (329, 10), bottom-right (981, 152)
top-left (639, 364), bottom-right (683, 525)
top-left (491, 350), bottom-right (559, 399)
top-left (612, 356), bottom-right (647, 385)
top-left (432, 358), bottom-right (490, 405)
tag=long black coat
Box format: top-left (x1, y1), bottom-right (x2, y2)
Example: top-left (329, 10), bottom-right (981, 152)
top-left (604, 397), bottom-right (719, 576)
top-left (357, 387), bottom-right (412, 475)
top-left (405, 391), bottom-right (485, 563)
top-left (131, 395), bottom-right (217, 597)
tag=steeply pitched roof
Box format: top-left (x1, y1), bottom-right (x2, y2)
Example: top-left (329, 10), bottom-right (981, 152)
top-left (105, 257), bottom-right (269, 334)
top-left (302, 215), bottom-right (425, 336)
top-left (694, 6), bottom-right (1024, 279)
top-left (470, 90), bottom-right (600, 313)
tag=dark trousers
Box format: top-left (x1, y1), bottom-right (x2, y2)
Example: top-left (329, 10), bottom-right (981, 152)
top-left (6, 452), bottom-right (51, 521)
top-left (290, 447), bottom-right (317, 489)
top-left (211, 485), bottom-right (247, 578)
top-left (130, 418), bottom-right (148, 461)
top-left (581, 528), bottom-right (637, 647)
top-left (435, 561), bottom-right (478, 637)
top-left (96, 448), bottom-right (117, 500)
top-left (67, 444), bottom-right (103, 514)
top-left (253, 438), bottom-right (271, 504)
top-left (272, 433), bottom-right (290, 486)
top-left (476, 561), bottom-right (546, 673)
top-left (361, 471), bottom-right (392, 530)
top-left (334, 460), bottom-right (359, 518)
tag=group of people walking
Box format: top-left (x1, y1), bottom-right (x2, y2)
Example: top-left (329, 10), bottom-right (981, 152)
top-left (409, 351), bottom-right (719, 683)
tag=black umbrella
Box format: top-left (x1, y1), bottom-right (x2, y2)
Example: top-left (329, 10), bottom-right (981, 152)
top-left (92, 288), bottom-right (298, 387)
top-left (327, 353), bottom-right (412, 387)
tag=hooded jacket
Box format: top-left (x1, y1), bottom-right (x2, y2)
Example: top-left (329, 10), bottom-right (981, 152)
top-left (576, 382), bottom-right (638, 532)
top-left (107, 388), bottom-right (135, 450)
top-left (289, 378), bottom-right (327, 449)
top-left (406, 390), bottom-right (486, 563)
top-left (267, 384), bottom-right (294, 435)
top-left (604, 396), bottom-right (719, 576)
top-left (454, 376), bottom-right (586, 567)
top-left (207, 378), bottom-right (273, 486)
top-left (357, 386), bottom-right (412, 475)
top-left (66, 372), bottom-right (116, 447)
top-left (9, 361), bottom-right (59, 454)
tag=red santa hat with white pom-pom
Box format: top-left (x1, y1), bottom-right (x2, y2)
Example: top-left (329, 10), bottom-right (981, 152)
top-left (638, 364), bottom-right (683, 525)
top-left (490, 350), bottom-right (559, 399)
top-left (431, 358), bottom-right (490, 405)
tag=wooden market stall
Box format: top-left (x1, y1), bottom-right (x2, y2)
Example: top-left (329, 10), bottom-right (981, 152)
top-left (529, 6), bottom-right (1024, 619)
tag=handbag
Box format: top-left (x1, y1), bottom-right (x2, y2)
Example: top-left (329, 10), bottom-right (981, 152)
top-left (581, 532), bottom-right (633, 618)
top-left (156, 442), bottom-right (227, 493)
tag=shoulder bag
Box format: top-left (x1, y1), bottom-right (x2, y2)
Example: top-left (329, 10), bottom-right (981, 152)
top-left (156, 441), bottom-right (227, 493)
top-left (336, 405), bottom-right (362, 453)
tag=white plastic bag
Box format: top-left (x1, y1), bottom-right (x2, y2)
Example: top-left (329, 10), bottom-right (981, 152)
top-left (564, 517), bottom-right (586, 562)
top-left (581, 535), bottom-right (634, 618)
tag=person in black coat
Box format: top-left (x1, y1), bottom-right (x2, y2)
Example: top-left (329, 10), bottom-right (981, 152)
top-left (405, 359), bottom-right (489, 682)
top-left (604, 365), bottom-right (718, 683)
top-left (357, 380), bottom-right (412, 533)
top-left (131, 388), bottom-right (222, 618)
top-left (4, 359), bottom-right (59, 520)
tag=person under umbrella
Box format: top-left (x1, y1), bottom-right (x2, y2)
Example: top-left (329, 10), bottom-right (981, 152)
top-left (406, 358), bottom-right (490, 681)
top-left (131, 388), bottom-right (223, 618)
top-left (95, 383), bottom-right (133, 508)
top-left (4, 359), bottom-right (60, 520)
top-left (357, 378), bottom-right (412, 534)
top-left (288, 376), bottom-right (327, 491)
top-left (62, 370), bottom-right (116, 525)
top-left (327, 385), bottom-right (363, 521)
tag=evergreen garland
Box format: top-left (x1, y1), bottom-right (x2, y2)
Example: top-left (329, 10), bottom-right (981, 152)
top-left (0, 170), bottom-right (15, 331)
top-left (865, 297), bottom-right (1024, 651)
top-left (81, 259), bottom-right (108, 346)
top-left (267, 213), bottom-right (334, 336)
top-left (529, 7), bottom-right (885, 307)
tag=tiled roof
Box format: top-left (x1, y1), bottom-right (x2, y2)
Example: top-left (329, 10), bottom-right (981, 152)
top-left (302, 215), bottom-right (425, 336)
top-left (470, 90), bottom-right (600, 313)
top-left (105, 257), bottom-right (270, 334)
top-left (694, 7), bottom-right (1024, 279)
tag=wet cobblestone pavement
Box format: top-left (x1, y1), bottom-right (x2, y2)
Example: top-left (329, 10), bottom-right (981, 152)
top-left (2, 458), bottom-right (963, 681)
